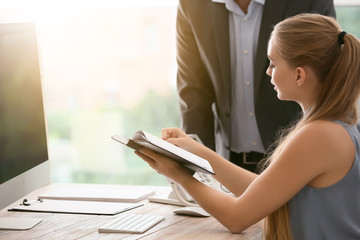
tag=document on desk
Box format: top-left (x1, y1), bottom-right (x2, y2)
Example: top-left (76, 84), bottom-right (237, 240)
top-left (38, 184), bottom-right (155, 203)
top-left (8, 199), bottom-right (143, 215)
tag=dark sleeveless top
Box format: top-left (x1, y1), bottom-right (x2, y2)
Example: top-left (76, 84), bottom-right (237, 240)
top-left (289, 121), bottom-right (360, 239)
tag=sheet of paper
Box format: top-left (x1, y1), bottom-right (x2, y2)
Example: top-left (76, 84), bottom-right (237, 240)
top-left (38, 185), bottom-right (155, 203)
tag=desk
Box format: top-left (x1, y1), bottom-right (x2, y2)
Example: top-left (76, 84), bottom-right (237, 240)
top-left (0, 183), bottom-right (262, 240)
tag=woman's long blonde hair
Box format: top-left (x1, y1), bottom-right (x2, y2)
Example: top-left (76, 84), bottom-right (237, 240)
top-left (261, 13), bottom-right (360, 240)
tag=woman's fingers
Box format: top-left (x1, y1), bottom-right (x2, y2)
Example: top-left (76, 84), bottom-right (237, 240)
top-left (135, 151), bottom-right (157, 168)
top-left (161, 127), bottom-right (186, 140)
top-left (135, 147), bottom-right (193, 182)
top-left (135, 147), bottom-right (169, 169)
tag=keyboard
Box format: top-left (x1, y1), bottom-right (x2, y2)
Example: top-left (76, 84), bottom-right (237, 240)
top-left (98, 213), bottom-right (165, 234)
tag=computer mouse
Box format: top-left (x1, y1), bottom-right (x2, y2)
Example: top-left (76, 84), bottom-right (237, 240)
top-left (173, 206), bottom-right (210, 217)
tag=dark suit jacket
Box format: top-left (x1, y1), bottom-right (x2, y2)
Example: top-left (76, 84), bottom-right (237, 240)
top-left (176, 0), bottom-right (336, 158)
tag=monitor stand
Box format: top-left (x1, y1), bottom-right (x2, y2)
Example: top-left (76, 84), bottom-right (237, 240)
top-left (0, 217), bottom-right (42, 230)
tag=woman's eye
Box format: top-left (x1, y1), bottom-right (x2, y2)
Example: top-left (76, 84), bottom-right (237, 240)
top-left (269, 64), bottom-right (275, 69)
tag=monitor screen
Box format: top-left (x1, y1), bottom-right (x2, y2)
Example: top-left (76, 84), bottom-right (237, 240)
top-left (0, 23), bottom-right (49, 203)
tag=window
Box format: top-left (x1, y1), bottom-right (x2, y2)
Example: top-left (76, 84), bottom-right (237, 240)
top-left (42, 4), bottom-right (179, 185)
top-left (1, 0), bottom-right (360, 187)
top-left (335, 0), bottom-right (360, 38)
top-left (1, 1), bottom-right (179, 186)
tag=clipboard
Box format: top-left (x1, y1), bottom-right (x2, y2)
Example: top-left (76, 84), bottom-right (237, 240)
top-left (8, 199), bottom-right (143, 215)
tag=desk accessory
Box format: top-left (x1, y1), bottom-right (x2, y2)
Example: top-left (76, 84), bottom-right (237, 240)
top-left (98, 213), bottom-right (165, 233)
top-left (0, 217), bottom-right (42, 230)
top-left (8, 199), bottom-right (143, 215)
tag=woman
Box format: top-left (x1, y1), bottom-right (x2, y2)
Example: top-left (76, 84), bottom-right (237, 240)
top-left (135, 13), bottom-right (360, 239)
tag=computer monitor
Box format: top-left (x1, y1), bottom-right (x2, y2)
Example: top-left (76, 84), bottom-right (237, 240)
top-left (0, 22), bottom-right (50, 210)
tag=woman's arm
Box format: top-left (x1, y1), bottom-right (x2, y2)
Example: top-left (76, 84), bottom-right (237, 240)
top-left (161, 128), bottom-right (258, 196)
top-left (137, 122), bottom-right (354, 233)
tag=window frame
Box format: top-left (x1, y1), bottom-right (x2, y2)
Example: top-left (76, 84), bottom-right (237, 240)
top-left (334, 0), bottom-right (360, 6)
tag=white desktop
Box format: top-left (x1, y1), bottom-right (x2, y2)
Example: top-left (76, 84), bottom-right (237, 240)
top-left (0, 161), bottom-right (50, 210)
top-left (0, 22), bottom-right (50, 229)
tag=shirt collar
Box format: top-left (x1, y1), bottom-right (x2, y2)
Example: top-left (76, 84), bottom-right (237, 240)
top-left (255, 0), bottom-right (265, 5)
top-left (212, 0), bottom-right (265, 5)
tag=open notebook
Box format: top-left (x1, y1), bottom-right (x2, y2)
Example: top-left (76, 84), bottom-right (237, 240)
top-left (112, 130), bottom-right (215, 175)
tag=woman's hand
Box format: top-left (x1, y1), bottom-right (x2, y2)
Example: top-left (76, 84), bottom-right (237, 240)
top-left (135, 127), bottom-right (211, 183)
top-left (161, 127), bottom-right (188, 140)
top-left (135, 147), bottom-right (192, 184)
top-left (161, 128), bottom-right (206, 157)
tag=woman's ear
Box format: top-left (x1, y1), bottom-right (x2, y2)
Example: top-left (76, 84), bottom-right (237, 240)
top-left (295, 66), bottom-right (306, 87)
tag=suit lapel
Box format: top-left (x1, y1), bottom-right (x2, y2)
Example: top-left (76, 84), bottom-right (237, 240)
top-left (210, 2), bottom-right (231, 106)
top-left (254, 0), bottom-right (287, 101)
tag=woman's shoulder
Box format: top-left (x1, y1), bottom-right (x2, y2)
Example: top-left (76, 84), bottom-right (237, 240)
top-left (296, 121), bottom-right (356, 188)
top-left (300, 120), bottom-right (346, 137)
top-left (291, 120), bottom-right (352, 157)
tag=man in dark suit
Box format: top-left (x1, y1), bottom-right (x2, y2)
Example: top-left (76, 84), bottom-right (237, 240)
top-left (176, 0), bottom-right (336, 172)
